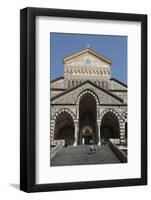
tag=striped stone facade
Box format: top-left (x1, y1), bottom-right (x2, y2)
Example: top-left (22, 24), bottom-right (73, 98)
top-left (50, 49), bottom-right (127, 146)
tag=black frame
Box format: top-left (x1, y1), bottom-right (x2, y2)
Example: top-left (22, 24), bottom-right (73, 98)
top-left (20, 7), bottom-right (147, 192)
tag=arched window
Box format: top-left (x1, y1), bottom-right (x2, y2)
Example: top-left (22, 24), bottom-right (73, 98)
top-left (102, 81), bottom-right (104, 88)
top-left (102, 81), bottom-right (108, 89)
top-left (105, 82), bottom-right (108, 89)
top-left (72, 80), bottom-right (74, 87)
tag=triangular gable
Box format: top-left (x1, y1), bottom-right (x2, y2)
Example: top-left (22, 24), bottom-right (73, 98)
top-left (63, 48), bottom-right (112, 64)
top-left (51, 81), bottom-right (123, 105)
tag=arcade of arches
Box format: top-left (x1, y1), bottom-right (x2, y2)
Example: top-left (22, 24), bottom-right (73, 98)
top-left (51, 48), bottom-right (127, 146)
top-left (53, 91), bottom-right (127, 146)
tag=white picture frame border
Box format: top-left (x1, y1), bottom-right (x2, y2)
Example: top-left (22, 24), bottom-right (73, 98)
top-left (35, 16), bottom-right (141, 184)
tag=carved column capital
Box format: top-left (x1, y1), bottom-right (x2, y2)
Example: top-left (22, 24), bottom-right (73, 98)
top-left (97, 120), bottom-right (101, 126)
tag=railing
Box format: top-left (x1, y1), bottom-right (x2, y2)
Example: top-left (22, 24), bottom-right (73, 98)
top-left (50, 140), bottom-right (65, 160)
top-left (109, 139), bottom-right (127, 163)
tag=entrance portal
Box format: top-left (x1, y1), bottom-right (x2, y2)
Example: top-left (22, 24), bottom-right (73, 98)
top-left (82, 126), bottom-right (93, 145)
top-left (82, 136), bottom-right (93, 145)
top-left (79, 91), bottom-right (97, 145)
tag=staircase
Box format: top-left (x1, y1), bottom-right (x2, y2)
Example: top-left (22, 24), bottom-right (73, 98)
top-left (51, 144), bottom-right (121, 166)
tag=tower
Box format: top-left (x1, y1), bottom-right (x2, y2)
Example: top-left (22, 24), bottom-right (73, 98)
top-left (63, 48), bottom-right (112, 89)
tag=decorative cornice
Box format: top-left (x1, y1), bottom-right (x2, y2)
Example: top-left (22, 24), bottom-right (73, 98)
top-left (110, 78), bottom-right (127, 88)
top-left (51, 88), bottom-right (66, 91)
top-left (51, 103), bottom-right (127, 106)
top-left (109, 89), bottom-right (127, 92)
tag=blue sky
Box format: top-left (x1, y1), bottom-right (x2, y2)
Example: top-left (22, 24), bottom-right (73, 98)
top-left (50, 33), bottom-right (127, 84)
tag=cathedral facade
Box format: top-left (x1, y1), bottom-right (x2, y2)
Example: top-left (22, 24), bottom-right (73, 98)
top-left (50, 48), bottom-right (127, 147)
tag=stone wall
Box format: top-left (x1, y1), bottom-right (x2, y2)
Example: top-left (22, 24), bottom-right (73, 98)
top-left (110, 79), bottom-right (127, 90)
top-left (51, 78), bottom-right (65, 89)
top-left (110, 91), bottom-right (127, 103)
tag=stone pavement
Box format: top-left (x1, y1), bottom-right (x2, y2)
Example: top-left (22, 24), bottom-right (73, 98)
top-left (51, 144), bottom-right (121, 166)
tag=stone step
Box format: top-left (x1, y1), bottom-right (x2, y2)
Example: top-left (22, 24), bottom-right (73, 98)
top-left (51, 144), bottom-right (121, 166)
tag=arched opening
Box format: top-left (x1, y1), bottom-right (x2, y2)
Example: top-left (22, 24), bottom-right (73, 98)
top-left (72, 80), bottom-right (74, 87)
top-left (79, 92), bottom-right (97, 145)
top-left (102, 81), bottom-right (104, 88)
top-left (54, 111), bottom-right (74, 145)
top-left (105, 82), bottom-right (108, 89)
top-left (100, 111), bottom-right (120, 142)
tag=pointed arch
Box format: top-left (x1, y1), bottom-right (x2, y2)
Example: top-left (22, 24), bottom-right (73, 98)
top-left (76, 89), bottom-right (99, 105)
top-left (52, 109), bottom-right (76, 145)
top-left (99, 108), bottom-right (121, 142)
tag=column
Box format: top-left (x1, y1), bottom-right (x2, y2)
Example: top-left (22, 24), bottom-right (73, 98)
top-left (73, 120), bottom-right (78, 146)
top-left (97, 120), bottom-right (101, 146)
top-left (50, 119), bottom-right (55, 146)
top-left (119, 121), bottom-right (126, 144)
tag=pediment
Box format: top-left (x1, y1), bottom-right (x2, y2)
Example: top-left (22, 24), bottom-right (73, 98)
top-left (51, 81), bottom-right (123, 105)
top-left (64, 49), bottom-right (112, 67)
